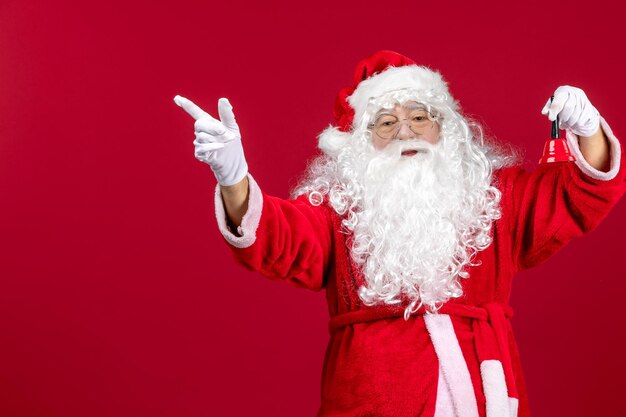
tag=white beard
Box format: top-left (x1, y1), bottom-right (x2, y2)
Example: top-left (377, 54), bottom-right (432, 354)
top-left (350, 138), bottom-right (495, 315)
top-left (293, 111), bottom-right (509, 317)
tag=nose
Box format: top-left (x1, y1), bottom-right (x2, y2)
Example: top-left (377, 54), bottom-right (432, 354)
top-left (395, 120), bottom-right (417, 140)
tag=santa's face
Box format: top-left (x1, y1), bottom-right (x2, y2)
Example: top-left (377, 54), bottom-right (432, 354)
top-left (369, 101), bottom-right (441, 151)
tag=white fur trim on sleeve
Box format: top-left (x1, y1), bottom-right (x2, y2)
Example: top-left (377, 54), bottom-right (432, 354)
top-left (424, 314), bottom-right (480, 417)
top-left (566, 117), bottom-right (621, 181)
top-left (214, 174), bottom-right (263, 249)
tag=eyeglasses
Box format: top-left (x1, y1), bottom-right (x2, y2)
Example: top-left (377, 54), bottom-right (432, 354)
top-left (368, 108), bottom-right (439, 140)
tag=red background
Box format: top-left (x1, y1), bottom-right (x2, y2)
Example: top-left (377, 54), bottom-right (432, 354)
top-left (1, 0), bottom-right (625, 416)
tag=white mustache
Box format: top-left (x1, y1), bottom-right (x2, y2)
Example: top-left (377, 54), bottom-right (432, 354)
top-left (379, 140), bottom-right (439, 159)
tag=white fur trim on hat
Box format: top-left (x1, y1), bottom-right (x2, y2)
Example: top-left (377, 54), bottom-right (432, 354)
top-left (347, 65), bottom-right (456, 129)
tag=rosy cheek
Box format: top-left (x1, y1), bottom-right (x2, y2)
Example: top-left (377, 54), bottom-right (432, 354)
top-left (422, 130), bottom-right (440, 145)
top-left (372, 137), bottom-right (389, 150)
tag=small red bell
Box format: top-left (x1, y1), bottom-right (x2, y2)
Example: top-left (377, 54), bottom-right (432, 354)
top-left (539, 96), bottom-right (576, 164)
top-left (539, 138), bottom-right (575, 164)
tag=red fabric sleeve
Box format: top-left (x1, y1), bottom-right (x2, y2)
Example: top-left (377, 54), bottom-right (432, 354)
top-left (226, 191), bottom-right (335, 291)
top-left (500, 155), bottom-right (626, 271)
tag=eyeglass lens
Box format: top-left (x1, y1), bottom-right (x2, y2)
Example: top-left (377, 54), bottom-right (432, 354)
top-left (373, 110), bottom-right (435, 139)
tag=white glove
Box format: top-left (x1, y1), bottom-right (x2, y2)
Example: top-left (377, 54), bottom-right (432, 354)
top-left (541, 86), bottom-right (600, 137)
top-left (174, 95), bottom-right (248, 186)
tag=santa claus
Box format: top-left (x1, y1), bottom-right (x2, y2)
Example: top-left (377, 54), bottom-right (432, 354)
top-left (174, 51), bottom-right (625, 417)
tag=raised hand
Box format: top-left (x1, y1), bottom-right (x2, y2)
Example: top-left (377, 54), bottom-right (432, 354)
top-left (174, 95), bottom-right (248, 186)
top-left (542, 86), bottom-right (600, 138)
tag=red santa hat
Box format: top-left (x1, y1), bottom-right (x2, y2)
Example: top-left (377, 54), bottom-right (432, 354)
top-left (333, 50), bottom-right (457, 132)
top-left (318, 51), bottom-right (458, 155)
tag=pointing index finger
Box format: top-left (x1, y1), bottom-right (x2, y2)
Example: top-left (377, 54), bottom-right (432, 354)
top-left (173, 95), bottom-right (210, 121)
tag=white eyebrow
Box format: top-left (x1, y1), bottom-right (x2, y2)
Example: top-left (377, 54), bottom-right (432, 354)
top-left (403, 103), bottom-right (428, 111)
top-left (375, 102), bottom-right (428, 114)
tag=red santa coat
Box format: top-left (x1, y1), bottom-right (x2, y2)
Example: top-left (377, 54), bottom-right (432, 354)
top-left (214, 121), bottom-right (626, 417)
